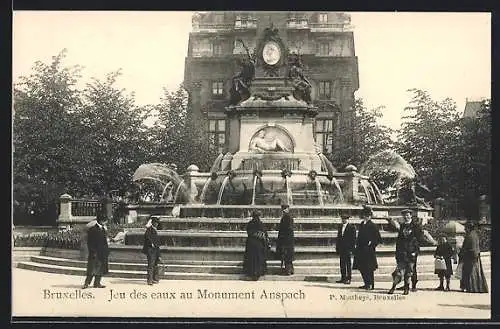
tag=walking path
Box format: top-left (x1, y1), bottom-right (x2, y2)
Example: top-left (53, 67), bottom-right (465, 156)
top-left (12, 268), bottom-right (490, 319)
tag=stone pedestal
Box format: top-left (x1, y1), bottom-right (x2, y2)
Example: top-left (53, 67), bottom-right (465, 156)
top-left (102, 196), bottom-right (113, 220)
top-left (57, 193), bottom-right (72, 226)
top-left (343, 165), bottom-right (360, 204)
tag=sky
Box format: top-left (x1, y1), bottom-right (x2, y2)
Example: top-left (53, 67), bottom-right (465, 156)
top-left (12, 11), bottom-right (491, 130)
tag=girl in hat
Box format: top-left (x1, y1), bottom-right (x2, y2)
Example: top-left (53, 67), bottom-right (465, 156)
top-left (434, 236), bottom-right (454, 291)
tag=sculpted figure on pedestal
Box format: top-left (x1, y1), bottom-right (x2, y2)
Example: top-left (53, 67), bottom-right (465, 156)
top-left (249, 130), bottom-right (291, 153)
top-left (286, 52), bottom-right (312, 104)
top-left (229, 39), bottom-right (256, 105)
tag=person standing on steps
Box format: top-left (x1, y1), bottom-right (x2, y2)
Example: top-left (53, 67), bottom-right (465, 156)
top-left (335, 214), bottom-right (356, 284)
top-left (353, 206), bottom-right (381, 290)
top-left (82, 212), bottom-right (109, 289)
top-left (458, 220), bottom-right (488, 293)
top-left (243, 210), bottom-right (269, 281)
top-left (143, 216), bottom-right (162, 285)
top-left (387, 209), bottom-right (424, 295)
top-left (433, 236), bottom-right (454, 291)
top-left (276, 204), bottom-right (295, 275)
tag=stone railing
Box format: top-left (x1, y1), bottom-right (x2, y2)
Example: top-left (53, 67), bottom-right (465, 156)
top-left (234, 19), bottom-right (257, 29)
top-left (309, 23), bottom-right (354, 32)
top-left (433, 195), bottom-right (490, 222)
top-left (286, 19), bottom-right (309, 29)
top-left (193, 22), bottom-right (234, 32)
top-left (57, 194), bottom-right (117, 227)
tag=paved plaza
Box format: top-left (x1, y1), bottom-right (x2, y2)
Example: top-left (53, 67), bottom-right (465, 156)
top-left (12, 268), bottom-right (490, 319)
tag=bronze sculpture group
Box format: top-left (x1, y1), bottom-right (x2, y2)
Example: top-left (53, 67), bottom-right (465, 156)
top-left (229, 39), bottom-right (312, 105)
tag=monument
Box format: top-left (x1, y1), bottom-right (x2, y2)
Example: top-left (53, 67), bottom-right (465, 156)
top-left (25, 12), bottom-right (434, 281)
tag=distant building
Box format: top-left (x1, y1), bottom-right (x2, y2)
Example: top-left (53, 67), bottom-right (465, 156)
top-left (183, 11), bottom-right (359, 155)
top-left (463, 97), bottom-right (488, 118)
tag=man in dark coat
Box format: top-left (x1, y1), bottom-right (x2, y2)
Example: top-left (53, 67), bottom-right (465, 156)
top-left (387, 209), bottom-right (424, 295)
top-left (353, 206), bottom-right (381, 290)
top-left (389, 209), bottom-right (425, 295)
top-left (82, 214), bottom-right (109, 289)
top-left (335, 214), bottom-right (357, 284)
top-left (276, 204), bottom-right (295, 275)
top-left (142, 216), bottom-right (161, 285)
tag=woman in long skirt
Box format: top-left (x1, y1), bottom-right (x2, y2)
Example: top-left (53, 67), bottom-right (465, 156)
top-left (243, 210), bottom-right (269, 281)
top-left (459, 221), bottom-right (488, 293)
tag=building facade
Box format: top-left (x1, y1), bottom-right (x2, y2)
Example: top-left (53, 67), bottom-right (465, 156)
top-left (183, 11), bottom-right (359, 156)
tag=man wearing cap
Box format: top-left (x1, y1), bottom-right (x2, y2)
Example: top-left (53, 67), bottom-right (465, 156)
top-left (276, 204), bottom-right (295, 275)
top-left (353, 206), bottom-right (381, 290)
top-left (82, 212), bottom-right (109, 289)
top-left (143, 216), bottom-right (162, 285)
top-left (387, 209), bottom-right (424, 294)
top-left (335, 214), bottom-right (356, 284)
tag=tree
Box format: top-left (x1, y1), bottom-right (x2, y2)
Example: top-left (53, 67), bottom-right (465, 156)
top-left (396, 89), bottom-right (462, 199)
top-left (449, 99), bottom-right (491, 206)
top-left (72, 70), bottom-right (153, 195)
top-left (13, 49), bottom-right (83, 223)
top-left (150, 87), bottom-right (218, 172)
top-left (330, 98), bottom-right (395, 170)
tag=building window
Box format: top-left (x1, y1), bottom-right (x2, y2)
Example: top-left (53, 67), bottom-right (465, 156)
top-left (315, 119), bottom-right (334, 153)
top-left (318, 81), bottom-right (331, 99)
top-left (319, 13), bottom-right (328, 23)
top-left (319, 42), bottom-right (330, 56)
top-left (212, 81), bottom-right (224, 97)
top-left (209, 119), bottom-right (226, 154)
top-left (212, 43), bottom-right (223, 56)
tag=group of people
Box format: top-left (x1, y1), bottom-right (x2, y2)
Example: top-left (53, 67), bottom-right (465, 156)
top-left (335, 206), bottom-right (488, 295)
top-left (433, 220), bottom-right (488, 293)
top-left (243, 204), bottom-right (295, 280)
top-left (81, 205), bottom-right (488, 293)
top-left (81, 214), bottom-right (162, 288)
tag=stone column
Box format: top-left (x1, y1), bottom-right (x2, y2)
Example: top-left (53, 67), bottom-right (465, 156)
top-left (58, 193), bottom-right (72, 225)
top-left (185, 165), bottom-right (200, 203)
top-left (433, 197), bottom-right (444, 220)
top-left (100, 196), bottom-right (113, 220)
top-left (344, 165), bottom-right (359, 203)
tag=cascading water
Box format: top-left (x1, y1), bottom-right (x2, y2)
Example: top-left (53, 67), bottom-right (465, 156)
top-left (370, 181), bottom-right (384, 204)
top-left (217, 176), bottom-right (230, 205)
top-left (199, 178), bottom-right (212, 204)
top-left (360, 179), bottom-right (374, 204)
top-left (160, 181), bottom-right (174, 202)
top-left (330, 177), bottom-right (344, 203)
top-left (285, 176), bottom-right (293, 205)
top-left (315, 179), bottom-right (325, 207)
top-left (251, 175), bottom-right (258, 205)
top-left (174, 181), bottom-right (187, 204)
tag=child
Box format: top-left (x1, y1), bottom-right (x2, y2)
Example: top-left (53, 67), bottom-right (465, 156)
top-left (434, 236), bottom-right (454, 291)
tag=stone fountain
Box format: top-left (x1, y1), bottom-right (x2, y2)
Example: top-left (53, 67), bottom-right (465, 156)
top-left (125, 27), bottom-right (434, 270)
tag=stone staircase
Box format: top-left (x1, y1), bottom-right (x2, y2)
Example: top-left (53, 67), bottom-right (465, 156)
top-left (17, 206), bottom-right (484, 282)
top-left (16, 252), bottom-right (491, 282)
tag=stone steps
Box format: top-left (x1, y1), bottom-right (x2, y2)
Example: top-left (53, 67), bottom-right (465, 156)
top-left (122, 229), bottom-right (400, 247)
top-left (176, 205), bottom-right (432, 219)
top-left (17, 255), bottom-right (491, 282)
top-left (151, 217), bottom-right (397, 232)
top-left (38, 245), bottom-right (441, 262)
top-left (28, 255), bottom-right (491, 275)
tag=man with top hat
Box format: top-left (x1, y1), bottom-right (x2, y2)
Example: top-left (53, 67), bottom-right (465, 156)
top-left (353, 205), bottom-right (381, 290)
top-left (143, 216), bottom-right (162, 285)
top-left (276, 204), bottom-right (295, 275)
top-left (335, 213), bottom-right (357, 284)
top-left (387, 208), bottom-right (425, 294)
top-left (82, 211), bottom-right (109, 289)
